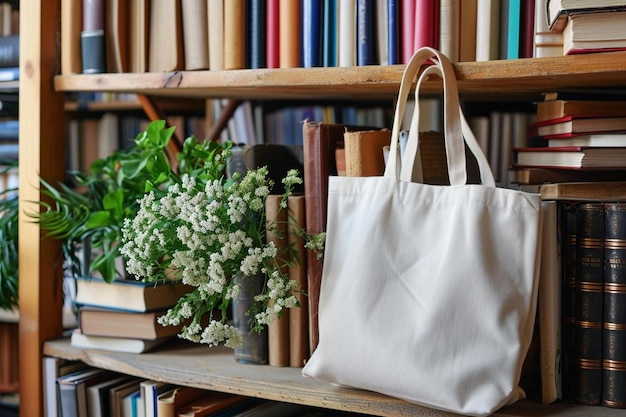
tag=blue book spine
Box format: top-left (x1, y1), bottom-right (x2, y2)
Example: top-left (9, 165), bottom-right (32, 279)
top-left (507, 0), bottom-right (521, 59)
top-left (387, 0), bottom-right (399, 65)
top-left (303, 0), bottom-right (323, 67)
top-left (249, 0), bottom-right (267, 68)
top-left (357, 0), bottom-right (375, 66)
top-left (323, 0), bottom-right (338, 67)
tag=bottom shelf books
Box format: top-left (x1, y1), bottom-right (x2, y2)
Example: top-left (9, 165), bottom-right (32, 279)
top-left (557, 200), bottom-right (626, 408)
top-left (46, 362), bottom-right (368, 417)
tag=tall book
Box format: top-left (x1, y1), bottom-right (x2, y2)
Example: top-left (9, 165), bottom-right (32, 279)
top-left (208, 0), bottom-right (225, 71)
top-left (287, 194), bottom-right (310, 367)
top-left (439, 0), bottom-right (459, 61)
top-left (81, 0), bottom-right (106, 73)
top-left (224, 0), bottom-right (246, 69)
top-left (338, 0), bottom-right (356, 67)
top-left (279, 0), bottom-right (301, 68)
top-left (265, 194), bottom-right (290, 367)
top-left (302, 121), bottom-right (377, 352)
top-left (105, 0), bottom-right (129, 73)
top-left (343, 129), bottom-right (391, 176)
top-left (148, 0), bottom-right (184, 72)
top-left (249, 0), bottom-right (267, 69)
top-left (356, 0), bottom-right (375, 66)
top-left (322, 0), bottom-right (339, 66)
top-left (459, 0), bottom-right (477, 62)
top-left (266, 0), bottom-right (280, 68)
top-left (574, 202), bottom-right (604, 405)
top-left (400, 0), bottom-right (415, 63)
top-left (387, 0), bottom-right (400, 64)
top-left (602, 202), bottom-right (626, 408)
top-left (303, 0), bottom-right (323, 67)
top-left (181, 0), bottom-right (210, 70)
top-left (475, 0), bottom-right (500, 61)
top-left (128, 0), bottom-right (149, 73)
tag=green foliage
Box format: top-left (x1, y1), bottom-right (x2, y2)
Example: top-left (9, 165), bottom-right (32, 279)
top-left (28, 120), bottom-right (229, 283)
top-left (0, 185), bottom-right (18, 311)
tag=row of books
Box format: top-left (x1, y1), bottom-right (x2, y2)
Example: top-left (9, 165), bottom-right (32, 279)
top-left (62, 0), bottom-right (579, 77)
top-left (558, 199), bottom-right (626, 409)
top-left (46, 360), bottom-right (338, 417)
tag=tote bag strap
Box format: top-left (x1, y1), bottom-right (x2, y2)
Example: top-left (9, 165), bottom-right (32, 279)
top-left (402, 64), bottom-right (495, 186)
top-left (384, 47), bottom-right (495, 187)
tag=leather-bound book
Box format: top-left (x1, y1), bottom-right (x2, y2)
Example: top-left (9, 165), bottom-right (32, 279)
top-left (574, 202), bottom-right (604, 405)
top-left (603, 202), bottom-right (626, 408)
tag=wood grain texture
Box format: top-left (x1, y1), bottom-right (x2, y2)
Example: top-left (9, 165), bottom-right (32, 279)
top-left (54, 52), bottom-right (626, 100)
top-left (44, 338), bottom-right (626, 417)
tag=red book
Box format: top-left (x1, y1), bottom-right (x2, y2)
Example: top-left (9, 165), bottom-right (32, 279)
top-left (266, 0), bottom-right (280, 68)
top-left (534, 115), bottom-right (626, 138)
top-left (414, 0), bottom-right (439, 50)
top-left (401, 0), bottom-right (415, 63)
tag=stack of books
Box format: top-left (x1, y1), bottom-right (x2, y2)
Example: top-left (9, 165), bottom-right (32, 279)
top-left (70, 277), bottom-right (191, 353)
top-left (512, 92), bottom-right (626, 178)
top-left (545, 0), bottom-right (626, 55)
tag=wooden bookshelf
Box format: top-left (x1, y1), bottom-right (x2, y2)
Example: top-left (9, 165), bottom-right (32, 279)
top-left (43, 338), bottom-right (626, 417)
top-left (54, 51), bottom-right (626, 101)
top-left (19, 1), bottom-right (626, 416)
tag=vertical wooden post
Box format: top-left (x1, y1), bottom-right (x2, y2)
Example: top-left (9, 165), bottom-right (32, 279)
top-left (18, 1), bottom-right (66, 416)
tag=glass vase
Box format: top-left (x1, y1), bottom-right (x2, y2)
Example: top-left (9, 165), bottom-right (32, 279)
top-left (232, 273), bottom-right (268, 364)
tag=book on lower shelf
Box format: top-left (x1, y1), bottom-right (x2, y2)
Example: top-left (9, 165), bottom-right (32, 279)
top-left (512, 146), bottom-right (626, 169)
top-left (78, 307), bottom-right (183, 340)
top-left (70, 329), bottom-right (170, 353)
top-left (75, 277), bottom-right (191, 313)
top-left (556, 200), bottom-right (626, 408)
top-left (534, 116), bottom-right (626, 138)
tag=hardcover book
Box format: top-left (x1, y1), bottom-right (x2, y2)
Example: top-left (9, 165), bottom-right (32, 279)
top-left (546, 0), bottom-right (626, 31)
top-left (74, 277), bottom-right (192, 313)
top-left (537, 98), bottom-right (626, 122)
top-left (78, 307), bottom-right (183, 340)
top-left (574, 202), bottom-right (604, 405)
top-left (540, 181), bottom-right (626, 202)
top-left (602, 202), bottom-right (626, 408)
top-left (535, 115), bottom-right (626, 138)
top-left (343, 129), bottom-right (391, 177)
top-left (70, 329), bottom-right (169, 353)
top-left (562, 10), bottom-right (626, 55)
top-left (513, 146), bottom-right (626, 169)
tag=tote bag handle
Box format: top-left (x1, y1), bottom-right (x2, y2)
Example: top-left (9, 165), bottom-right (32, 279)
top-left (384, 47), bottom-right (495, 187)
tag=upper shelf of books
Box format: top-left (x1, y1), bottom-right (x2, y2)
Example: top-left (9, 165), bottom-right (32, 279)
top-left (54, 53), bottom-right (626, 101)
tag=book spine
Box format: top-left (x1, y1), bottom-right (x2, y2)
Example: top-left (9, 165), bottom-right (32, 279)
top-left (387, 0), bottom-right (399, 64)
top-left (249, 0), bottom-right (267, 69)
top-left (266, 0), bottom-right (280, 68)
top-left (603, 202), bottom-right (626, 408)
top-left (287, 195), bottom-right (310, 367)
top-left (279, 0), bottom-right (302, 68)
top-left (574, 202), bottom-right (604, 405)
top-left (561, 201), bottom-right (578, 402)
top-left (208, 0), bottom-right (225, 71)
top-left (505, 0), bottom-right (521, 59)
top-left (356, 0), bottom-right (375, 66)
top-left (400, 0), bottom-right (415, 63)
top-left (439, 0), bottom-right (459, 61)
top-left (61, 0), bottom-right (83, 74)
top-left (181, 0), bottom-right (210, 70)
top-left (81, 0), bottom-right (106, 73)
top-left (224, 0), bottom-right (246, 70)
top-left (303, 0), bottom-right (322, 67)
top-left (322, 0), bottom-right (338, 67)
top-left (265, 194), bottom-right (290, 367)
top-left (338, 0), bottom-right (356, 67)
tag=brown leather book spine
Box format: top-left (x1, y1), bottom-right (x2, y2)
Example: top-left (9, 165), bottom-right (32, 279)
top-left (224, 0), bottom-right (246, 69)
top-left (603, 202), bottom-right (626, 408)
top-left (574, 202), bottom-right (604, 405)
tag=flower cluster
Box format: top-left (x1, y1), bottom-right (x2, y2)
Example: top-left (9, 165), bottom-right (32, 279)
top-left (120, 158), bottom-right (307, 348)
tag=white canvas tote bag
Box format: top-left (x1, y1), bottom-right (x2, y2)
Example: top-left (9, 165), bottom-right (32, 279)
top-left (302, 47), bottom-right (544, 417)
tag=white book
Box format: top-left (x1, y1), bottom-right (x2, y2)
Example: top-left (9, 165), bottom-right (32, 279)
top-left (338, 0), bottom-right (356, 67)
top-left (208, 0), bottom-right (224, 71)
top-left (475, 0), bottom-right (501, 61)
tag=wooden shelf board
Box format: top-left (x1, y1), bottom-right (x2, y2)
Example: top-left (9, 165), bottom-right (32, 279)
top-left (54, 52), bottom-right (626, 101)
top-left (44, 338), bottom-right (624, 417)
